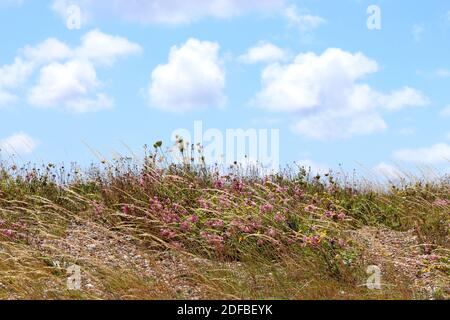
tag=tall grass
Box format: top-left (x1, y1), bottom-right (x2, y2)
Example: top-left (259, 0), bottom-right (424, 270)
top-left (0, 144), bottom-right (448, 300)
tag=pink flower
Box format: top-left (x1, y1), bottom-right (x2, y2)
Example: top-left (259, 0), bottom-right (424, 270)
top-left (205, 219), bottom-right (225, 229)
top-left (199, 198), bottom-right (209, 209)
top-left (122, 205), bottom-right (130, 215)
top-left (2, 229), bottom-right (14, 238)
top-left (214, 179), bottom-right (225, 189)
top-left (427, 254), bottom-right (439, 262)
top-left (293, 187), bottom-right (304, 199)
top-left (201, 232), bottom-right (225, 251)
top-left (162, 212), bottom-right (180, 224)
top-left (337, 212), bottom-right (346, 221)
top-left (433, 199), bottom-right (450, 207)
top-left (160, 229), bottom-right (177, 239)
top-left (260, 203), bottom-right (274, 214)
top-left (274, 212), bottom-right (286, 223)
top-left (266, 228), bottom-right (277, 238)
top-left (186, 215), bottom-right (199, 224)
top-left (304, 205), bottom-right (317, 213)
top-left (180, 221), bottom-right (191, 232)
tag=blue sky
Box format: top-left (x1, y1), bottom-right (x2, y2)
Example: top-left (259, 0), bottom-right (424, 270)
top-left (0, 0), bottom-right (449, 178)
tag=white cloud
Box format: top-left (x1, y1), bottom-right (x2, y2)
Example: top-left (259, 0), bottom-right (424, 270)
top-left (253, 48), bottom-right (429, 139)
top-left (283, 5), bottom-right (325, 31)
top-left (0, 132), bottom-right (38, 155)
top-left (75, 30), bottom-right (142, 66)
top-left (379, 87), bottom-right (429, 111)
top-left (393, 143), bottom-right (450, 164)
top-left (238, 42), bottom-right (287, 64)
top-left (1, 30), bottom-right (141, 112)
top-left (149, 38), bottom-right (226, 113)
top-left (373, 162), bottom-right (404, 181)
top-left (0, 58), bottom-right (34, 106)
top-left (51, 0), bottom-right (284, 25)
top-left (28, 60), bottom-right (113, 112)
top-left (21, 38), bottom-right (73, 64)
top-left (0, 58), bottom-right (33, 89)
top-left (441, 105), bottom-right (450, 117)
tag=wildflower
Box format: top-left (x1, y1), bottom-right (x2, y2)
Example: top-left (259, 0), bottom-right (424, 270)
top-left (324, 210), bottom-right (346, 221)
top-left (427, 254), bottom-right (439, 262)
top-left (2, 229), bottom-right (14, 238)
top-left (257, 239), bottom-right (265, 246)
top-left (150, 197), bottom-right (163, 211)
top-left (433, 199), bottom-right (450, 207)
top-left (214, 179), bottom-right (225, 189)
top-left (186, 215), bottom-right (199, 224)
top-left (303, 235), bottom-right (321, 247)
top-left (338, 239), bottom-right (347, 247)
top-left (337, 212), bottom-right (346, 221)
top-left (304, 204), bottom-right (317, 213)
top-left (260, 203), bottom-right (274, 214)
top-left (266, 228), bottom-right (277, 238)
top-left (205, 219), bottom-right (225, 229)
top-left (179, 221), bottom-right (191, 232)
top-left (121, 205), bottom-right (130, 215)
top-left (198, 198), bottom-right (209, 209)
top-left (162, 212), bottom-right (180, 224)
top-left (293, 187), bottom-right (304, 199)
top-left (160, 229), bottom-right (177, 240)
top-left (201, 232), bottom-right (225, 251)
top-left (274, 212), bottom-right (286, 223)
top-left (232, 180), bottom-right (245, 193)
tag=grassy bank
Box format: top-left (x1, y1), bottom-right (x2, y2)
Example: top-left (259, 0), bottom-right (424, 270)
top-left (0, 146), bottom-right (448, 300)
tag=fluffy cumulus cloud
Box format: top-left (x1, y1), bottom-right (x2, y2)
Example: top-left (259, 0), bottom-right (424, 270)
top-left (238, 42), bottom-right (287, 64)
top-left (149, 38), bottom-right (226, 113)
top-left (0, 58), bottom-right (34, 106)
top-left (51, 0), bottom-right (284, 25)
top-left (253, 48), bottom-right (429, 139)
top-left (0, 30), bottom-right (141, 112)
top-left (0, 132), bottom-right (38, 155)
top-left (393, 143), bottom-right (450, 164)
top-left (28, 60), bottom-right (113, 112)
